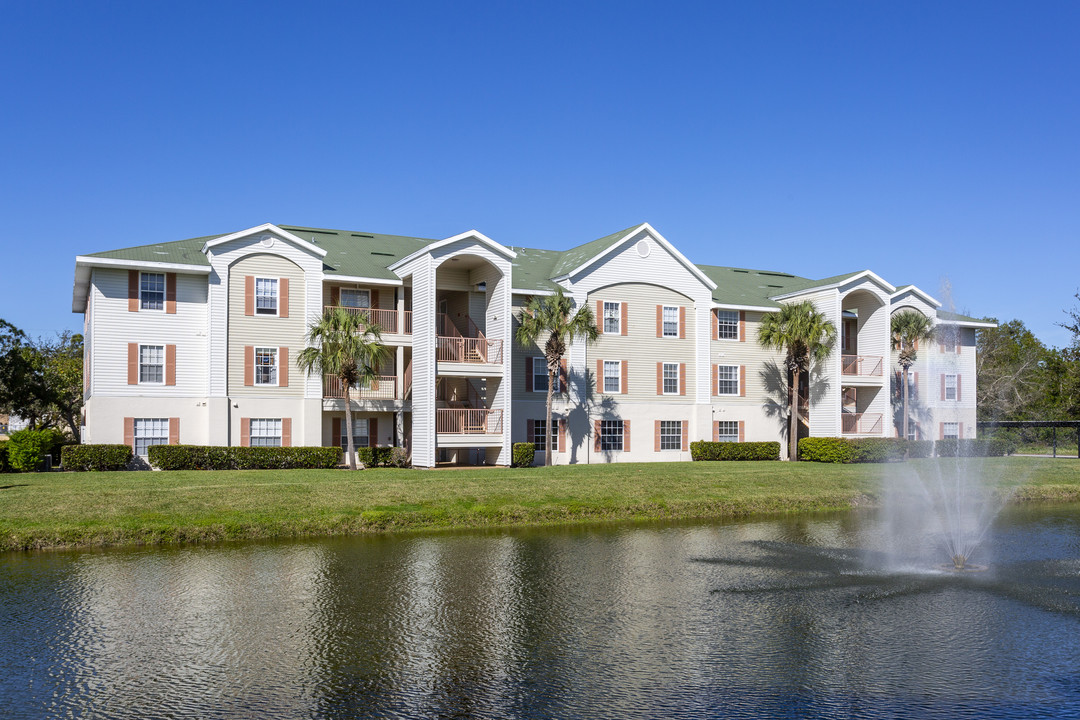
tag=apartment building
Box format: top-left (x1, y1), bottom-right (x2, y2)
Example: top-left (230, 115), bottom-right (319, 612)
top-left (72, 222), bottom-right (992, 466)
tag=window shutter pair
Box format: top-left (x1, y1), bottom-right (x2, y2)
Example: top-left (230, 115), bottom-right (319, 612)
top-left (239, 417), bottom-right (291, 447)
top-left (127, 271), bottom-right (177, 313)
top-left (652, 420), bottom-right (690, 452)
top-left (939, 374), bottom-right (962, 401)
top-left (244, 346), bottom-right (289, 387)
top-left (595, 300), bottom-right (628, 335)
top-left (127, 343), bottom-right (176, 385)
top-left (592, 419), bottom-right (629, 451)
top-left (654, 363), bottom-right (688, 395)
top-left (595, 359), bottom-right (627, 394)
top-left (122, 417), bottom-right (179, 449)
top-left (655, 306), bottom-right (687, 338)
top-left (244, 276), bottom-right (289, 317)
top-left (711, 421), bottom-right (745, 442)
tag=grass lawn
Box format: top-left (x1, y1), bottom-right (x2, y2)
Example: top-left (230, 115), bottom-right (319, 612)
top-left (1, 457), bottom-right (1078, 551)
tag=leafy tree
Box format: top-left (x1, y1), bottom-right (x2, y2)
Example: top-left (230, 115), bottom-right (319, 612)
top-left (0, 320), bottom-right (82, 441)
top-left (1061, 292), bottom-right (1080, 339)
top-left (890, 310), bottom-right (935, 438)
top-left (515, 290), bottom-right (598, 466)
top-left (975, 318), bottom-right (1049, 421)
top-left (297, 308), bottom-right (385, 470)
top-left (758, 300), bottom-right (837, 461)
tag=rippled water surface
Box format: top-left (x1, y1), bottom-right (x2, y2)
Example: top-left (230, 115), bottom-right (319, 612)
top-left (3, 505), bottom-right (1080, 719)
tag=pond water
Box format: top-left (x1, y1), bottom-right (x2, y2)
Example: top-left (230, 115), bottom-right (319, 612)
top-left (2, 505), bottom-right (1080, 719)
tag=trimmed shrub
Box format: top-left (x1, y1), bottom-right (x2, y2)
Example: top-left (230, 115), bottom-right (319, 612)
top-left (512, 442), bottom-right (536, 468)
top-left (935, 438), bottom-right (1008, 458)
top-left (798, 437), bottom-right (855, 463)
top-left (387, 447), bottom-right (410, 468)
top-left (353, 447), bottom-right (398, 468)
top-left (61, 444), bottom-right (133, 471)
top-left (148, 445), bottom-right (340, 470)
top-left (906, 440), bottom-right (934, 459)
top-left (848, 438), bottom-right (907, 463)
top-left (7, 428), bottom-right (67, 471)
top-left (690, 441), bottom-right (781, 461)
top-left (0, 442), bottom-right (9, 473)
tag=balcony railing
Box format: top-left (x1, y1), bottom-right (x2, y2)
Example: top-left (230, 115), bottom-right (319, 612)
top-left (841, 355), bottom-right (883, 377)
top-left (436, 408), bottom-right (504, 434)
top-left (842, 412), bottom-right (883, 435)
top-left (324, 306), bottom-right (412, 334)
top-left (323, 375), bottom-right (397, 400)
top-left (436, 336), bottom-right (504, 364)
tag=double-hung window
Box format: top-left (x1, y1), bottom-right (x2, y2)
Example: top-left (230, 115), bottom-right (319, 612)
top-left (659, 420), bottom-right (682, 450)
top-left (662, 362), bottom-right (679, 394)
top-left (603, 302), bottom-right (621, 334)
top-left (255, 347), bottom-right (278, 385)
top-left (943, 422), bottom-right (959, 440)
top-left (250, 419), bottom-right (282, 447)
top-left (599, 420), bottom-right (624, 451)
top-left (140, 273), bottom-right (165, 310)
top-left (944, 374), bottom-right (957, 401)
top-left (603, 361), bottom-right (621, 393)
top-left (662, 306), bottom-right (679, 337)
top-left (533, 419), bottom-right (559, 452)
top-left (340, 289), bottom-right (370, 309)
top-left (139, 345), bottom-right (164, 384)
top-left (340, 418), bottom-right (369, 450)
top-left (133, 418), bottom-right (168, 457)
top-left (716, 310), bottom-right (739, 340)
top-left (715, 421), bottom-right (739, 443)
top-left (533, 357), bottom-right (556, 393)
top-left (717, 365), bottom-right (739, 395)
top-left (255, 278), bottom-right (278, 315)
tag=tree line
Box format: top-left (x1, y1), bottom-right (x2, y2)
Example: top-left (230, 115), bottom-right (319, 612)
top-left (0, 320), bottom-right (83, 442)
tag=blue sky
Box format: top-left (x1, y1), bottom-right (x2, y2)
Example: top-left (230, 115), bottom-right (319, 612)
top-left (2, 1), bottom-right (1078, 347)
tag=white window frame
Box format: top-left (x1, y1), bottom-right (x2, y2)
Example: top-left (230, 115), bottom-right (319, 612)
top-left (603, 360), bottom-right (621, 393)
top-left (659, 420), bottom-right (682, 451)
top-left (134, 417), bottom-right (168, 457)
top-left (716, 310), bottom-right (739, 340)
top-left (603, 301), bottom-right (621, 334)
top-left (339, 289), bottom-right (370, 309)
top-left (139, 344), bottom-right (164, 385)
top-left (662, 362), bottom-right (679, 395)
top-left (254, 347), bottom-right (278, 386)
top-left (140, 272), bottom-right (165, 311)
top-left (715, 421), bottom-right (739, 443)
top-left (662, 305), bottom-right (679, 338)
top-left (907, 422), bottom-right (919, 442)
top-left (340, 418), bottom-right (369, 450)
top-left (944, 374), bottom-right (957, 401)
top-left (250, 418), bottom-right (282, 447)
top-left (533, 418), bottom-right (559, 452)
top-left (255, 277), bottom-right (279, 316)
top-left (717, 365), bottom-right (739, 396)
top-left (599, 420), bottom-right (624, 451)
top-left (943, 422), bottom-right (959, 440)
top-left (532, 356), bottom-right (562, 393)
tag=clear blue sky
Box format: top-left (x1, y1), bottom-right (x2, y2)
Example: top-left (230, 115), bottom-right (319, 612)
top-left (2, 1), bottom-right (1078, 347)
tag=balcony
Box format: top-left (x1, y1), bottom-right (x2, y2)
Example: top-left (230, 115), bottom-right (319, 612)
top-left (436, 408), bottom-right (504, 435)
top-left (841, 412), bottom-right (883, 435)
top-left (324, 306), bottom-right (412, 335)
top-left (841, 355), bottom-right (883, 377)
top-left (323, 375), bottom-right (398, 400)
top-left (436, 313), bottom-right (503, 367)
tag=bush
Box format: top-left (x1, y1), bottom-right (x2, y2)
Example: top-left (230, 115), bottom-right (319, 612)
top-left (906, 440), bottom-right (934, 459)
top-left (148, 445), bottom-right (341, 470)
top-left (0, 442), bottom-right (9, 473)
top-left (61, 444), bottom-right (133, 471)
top-left (6, 428), bottom-right (67, 471)
top-left (935, 438), bottom-right (1008, 458)
top-left (797, 437), bottom-right (855, 463)
top-left (690, 441), bottom-right (781, 461)
top-left (848, 438), bottom-right (907, 463)
top-left (386, 447), bottom-right (410, 468)
top-left (352, 446), bottom-right (401, 468)
top-left (512, 442), bottom-right (536, 468)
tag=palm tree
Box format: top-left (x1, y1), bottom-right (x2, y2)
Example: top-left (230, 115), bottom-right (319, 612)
top-left (516, 290), bottom-right (598, 466)
top-left (297, 307), bottom-right (386, 470)
top-left (891, 310), bottom-right (935, 441)
top-left (758, 300), bottom-right (837, 461)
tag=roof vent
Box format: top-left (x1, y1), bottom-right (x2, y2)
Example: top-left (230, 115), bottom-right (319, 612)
top-left (371, 251), bottom-right (394, 257)
top-left (352, 233), bottom-right (374, 239)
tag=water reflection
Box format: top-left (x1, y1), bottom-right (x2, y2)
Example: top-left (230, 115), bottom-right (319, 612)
top-left (1, 507), bottom-right (1079, 719)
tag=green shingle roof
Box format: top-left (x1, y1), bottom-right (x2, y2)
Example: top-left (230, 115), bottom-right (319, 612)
top-left (549, 224), bottom-right (643, 278)
top-left (84, 234), bottom-right (220, 266)
top-left (278, 226), bottom-right (433, 281)
top-left (697, 265), bottom-right (808, 308)
top-left (936, 310), bottom-right (990, 324)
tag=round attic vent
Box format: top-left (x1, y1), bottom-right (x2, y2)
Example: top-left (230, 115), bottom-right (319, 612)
top-left (635, 239), bottom-right (651, 258)
top-left (260, 235), bottom-right (275, 248)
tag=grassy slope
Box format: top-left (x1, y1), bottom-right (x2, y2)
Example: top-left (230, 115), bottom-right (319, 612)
top-left (0, 458), bottom-right (1077, 550)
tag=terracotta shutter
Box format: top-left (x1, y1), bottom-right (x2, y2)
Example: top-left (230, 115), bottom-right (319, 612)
top-left (941, 374), bottom-right (947, 401)
top-left (128, 271), bottom-right (139, 312)
top-left (738, 421), bottom-right (745, 442)
top-left (679, 363), bottom-right (686, 396)
top-left (369, 418), bottom-right (378, 447)
top-left (713, 421), bottom-right (719, 442)
top-left (712, 364), bottom-right (718, 396)
top-left (281, 418), bottom-right (292, 447)
top-left (596, 300), bottom-right (604, 333)
top-left (245, 276), bottom-right (255, 316)
top-left (559, 359), bottom-right (567, 393)
top-left (956, 375), bottom-right (962, 401)
top-left (958, 423), bottom-right (963, 439)
top-left (623, 420), bottom-right (630, 451)
top-left (679, 307), bottom-right (686, 339)
top-left (558, 419), bottom-right (566, 452)
top-left (656, 363), bottom-right (663, 395)
top-left (371, 289), bottom-right (379, 309)
top-left (165, 273), bottom-right (177, 314)
top-left (654, 420), bottom-right (661, 452)
top-left (739, 366), bottom-right (746, 397)
top-left (244, 346), bottom-right (254, 386)
top-left (681, 421), bottom-right (688, 451)
top-left (596, 359), bottom-right (603, 393)
top-left (594, 420), bottom-right (602, 451)
top-left (279, 347), bottom-right (288, 387)
top-left (712, 310), bottom-right (718, 340)
top-left (330, 286), bottom-right (339, 306)
top-left (127, 343), bottom-right (138, 384)
top-left (914, 372), bottom-right (919, 397)
top-left (939, 422), bottom-right (945, 440)
top-left (241, 418), bottom-right (250, 447)
top-left (620, 302), bottom-right (628, 336)
top-left (332, 417), bottom-right (341, 447)
top-left (527, 419), bottom-right (535, 447)
top-left (278, 278), bottom-right (289, 318)
top-left (165, 344), bottom-right (176, 386)
top-left (526, 357), bottom-right (534, 392)
top-left (656, 305), bottom-right (662, 337)
top-left (739, 311), bottom-right (746, 342)
top-left (620, 360), bottom-right (628, 394)
top-left (123, 417), bottom-right (134, 449)
top-left (168, 418), bottom-right (180, 445)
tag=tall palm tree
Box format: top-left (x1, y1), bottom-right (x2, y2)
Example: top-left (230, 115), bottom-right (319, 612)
top-left (758, 300), bottom-right (837, 461)
top-left (891, 310), bottom-right (935, 441)
top-left (516, 290), bottom-right (598, 466)
top-left (297, 307), bottom-right (386, 470)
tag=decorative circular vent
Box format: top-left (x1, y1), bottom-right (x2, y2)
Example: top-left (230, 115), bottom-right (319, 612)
top-left (260, 235), bottom-right (275, 248)
top-left (635, 239), bottom-right (651, 258)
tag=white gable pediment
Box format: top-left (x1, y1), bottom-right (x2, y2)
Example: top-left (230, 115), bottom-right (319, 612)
top-left (201, 223), bottom-right (327, 259)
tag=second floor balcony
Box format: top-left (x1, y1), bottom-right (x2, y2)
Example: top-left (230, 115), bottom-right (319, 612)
top-left (841, 412), bottom-right (883, 435)
top-left (323, 375), bottom-right (399, 401)
top-left (436, 408), bottom-right (504, 435)
top-left (841, 355), bottom-right (883, 377)
top-left (324, 306), bottom-right (413, 335)
top-left (436, 313), bottom-right (503, 366)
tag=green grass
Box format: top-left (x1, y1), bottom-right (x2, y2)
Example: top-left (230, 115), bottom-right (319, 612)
top-left (0, 457), bottom-right (1078, 551)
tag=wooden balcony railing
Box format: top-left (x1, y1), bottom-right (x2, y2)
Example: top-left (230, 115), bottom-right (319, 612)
top-left (841, 412), bottom-right (883, 435)
top-left (323, 375), bottom-right (397, 400)
top-left (436, 408), bottom-right (504, 434)
top-left (324, 306), bottom-right (412, 334)
top-left (436, 336), bottom-right (504, 364)
top-left (841, 355), bottom-right (883, 377)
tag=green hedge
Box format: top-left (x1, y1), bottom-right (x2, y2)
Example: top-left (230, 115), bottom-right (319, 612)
top-left (350, 446), bottom-right (409, 468)
top-left (0, 442), bottom-right (9, 473)
top-left (148, 445), bottom-right (341, 470)
top-left (690, 441), bottom-right (781, 461)
top-left (512, 442), bottom-right (536, 468)
top-left (907, 440), bottom-right (934, 459)
top-left (6, 429), bottom-right (68, 471)
top-left (61, 444), bottom-right (133, 471)
top-left (798, 437), bottom-right (908, 463)
top-left (935, 438), bottom-right (1009, 458)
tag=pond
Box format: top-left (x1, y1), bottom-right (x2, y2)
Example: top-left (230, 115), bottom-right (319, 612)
top-left (2, 505), bottom-right (1080, 719)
